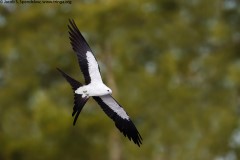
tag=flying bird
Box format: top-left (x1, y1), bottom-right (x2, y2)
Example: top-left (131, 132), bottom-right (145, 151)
top-left (57, 19), bottom-right (142, 146)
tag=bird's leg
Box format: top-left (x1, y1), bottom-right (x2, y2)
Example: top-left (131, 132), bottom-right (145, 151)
top-left (75, 86), bottom-right (86, 95)
top-left (82, 93), bottom-right (89, 98)
top-left (75, 86), bottom-right (89, 98)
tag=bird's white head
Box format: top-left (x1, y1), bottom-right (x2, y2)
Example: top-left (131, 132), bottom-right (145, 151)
top-left (105, 86), bottom-right (112, 94)
top-left (96, 85), bottom-right (112, 96)
top-left (94, 85), bottom-right (112, 96)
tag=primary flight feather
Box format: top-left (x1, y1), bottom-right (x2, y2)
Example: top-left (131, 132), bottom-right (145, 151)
top-left (57, 19), bottom-right (142, 146)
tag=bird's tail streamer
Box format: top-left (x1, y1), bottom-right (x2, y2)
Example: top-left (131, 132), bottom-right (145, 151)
top-left (57, 68), bottom-right (89, 125)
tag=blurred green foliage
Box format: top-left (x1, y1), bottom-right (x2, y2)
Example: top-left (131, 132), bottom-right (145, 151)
top-left (0, 0), bottom-right (240, 159)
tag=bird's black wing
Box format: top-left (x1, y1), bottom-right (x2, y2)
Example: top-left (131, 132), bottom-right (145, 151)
top-left (68, 19), bottom-right (102, 84)
top-left (93, 95), bottom-right (142, 146)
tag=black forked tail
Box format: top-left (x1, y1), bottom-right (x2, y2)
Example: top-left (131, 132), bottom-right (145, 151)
top-left (57, 68), bottom-right (89, 125)
top-left (57, 68), bottom-right (82, 90)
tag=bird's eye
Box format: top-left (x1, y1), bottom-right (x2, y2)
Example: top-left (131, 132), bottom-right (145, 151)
top-left (107, 90), bottom-right (110, 92)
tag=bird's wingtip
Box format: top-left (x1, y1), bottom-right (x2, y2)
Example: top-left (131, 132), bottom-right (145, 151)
top-left (68, 18), bottom-right (73, 23)
top-left (56, 67), bottom-right (64, 74)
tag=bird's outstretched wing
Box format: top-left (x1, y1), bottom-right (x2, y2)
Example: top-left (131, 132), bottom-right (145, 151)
top-left (93, 95), bottom-right (142, 146)
top-left (68, 19), bottom-right (103, 84)
top-left (57, 68), bottom-right (89, 125)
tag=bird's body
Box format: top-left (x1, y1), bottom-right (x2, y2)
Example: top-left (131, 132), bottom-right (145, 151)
top-left (75, 82), bottom-right (112, 98)
top-left (57, 19), bottom-right (142, 146)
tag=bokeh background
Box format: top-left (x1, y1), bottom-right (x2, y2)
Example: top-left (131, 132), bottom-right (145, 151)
top-left (1, 0), bottom-right (240, 160)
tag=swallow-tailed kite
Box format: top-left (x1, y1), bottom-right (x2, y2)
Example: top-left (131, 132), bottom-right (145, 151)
top-left (57, 19), bottom-right (142, 146)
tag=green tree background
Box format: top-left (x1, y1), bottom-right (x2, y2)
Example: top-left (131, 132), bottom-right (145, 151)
top-left (0, 0), bottom-right (240, 159)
